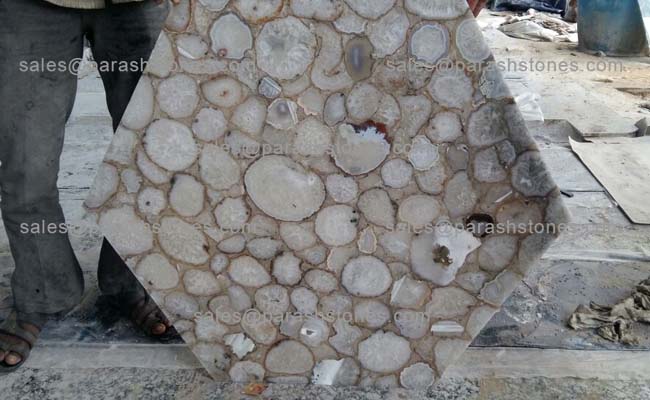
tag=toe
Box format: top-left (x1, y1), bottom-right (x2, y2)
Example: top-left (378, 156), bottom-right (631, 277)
top-left (4, 352), bottom-right (22, 366)
top-left (151, 322), bottom-right (167, 336)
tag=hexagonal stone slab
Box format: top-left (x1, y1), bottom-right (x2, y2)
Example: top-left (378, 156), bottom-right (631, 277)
top-left (86, 0), bottom-right (568, 388)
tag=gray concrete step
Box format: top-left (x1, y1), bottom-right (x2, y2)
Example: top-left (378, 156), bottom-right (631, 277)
top-left (2, 344), bottom-right (647, 399)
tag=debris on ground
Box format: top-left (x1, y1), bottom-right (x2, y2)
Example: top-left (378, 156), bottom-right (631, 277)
top-left (498, 9), bottom-right (578, 42)
top-left (242, 382), bottom-right (267, 396)
top-left (568, 277), bottom-right (650, 345)
top-left (616, 88), bottom-right (650, 113)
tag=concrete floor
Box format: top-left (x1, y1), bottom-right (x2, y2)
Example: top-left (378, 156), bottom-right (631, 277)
top-left (1, 11), bottom-right (650, 399)
top-left (3, 369), bottom-right (650, 400)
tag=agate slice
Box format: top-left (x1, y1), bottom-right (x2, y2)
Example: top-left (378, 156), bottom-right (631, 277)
top-left (87, 0), bottom-right (568, 388)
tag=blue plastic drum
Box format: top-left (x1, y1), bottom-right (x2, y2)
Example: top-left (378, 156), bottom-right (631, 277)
top-left (578, 0), bottom-right (650, 56)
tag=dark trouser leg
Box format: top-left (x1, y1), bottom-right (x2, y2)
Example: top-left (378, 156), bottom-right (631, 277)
top-left (87, 0), bottom-right (168, 304)
top-left (0, 0), bottom-right (84, 316)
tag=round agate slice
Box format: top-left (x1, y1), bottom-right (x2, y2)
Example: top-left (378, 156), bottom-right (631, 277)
top-left (245, 155), bottom-right (326, 222)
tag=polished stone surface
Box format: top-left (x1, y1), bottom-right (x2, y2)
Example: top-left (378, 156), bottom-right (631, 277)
top-left (86, 0), bottom-right (567, 386)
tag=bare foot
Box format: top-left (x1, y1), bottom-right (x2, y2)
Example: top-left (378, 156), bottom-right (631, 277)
top-left (130, 297), bottom-right (174, 338)
top-left (0, 315), bottom-right (41, 371)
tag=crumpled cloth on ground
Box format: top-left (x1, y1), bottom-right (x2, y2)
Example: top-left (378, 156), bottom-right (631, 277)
top-left (568, 278), bottom-right (650, 345)
top-left (498, 9), bottom-right (578, 42)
